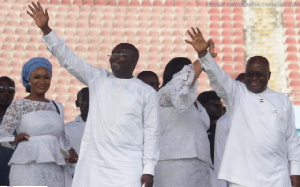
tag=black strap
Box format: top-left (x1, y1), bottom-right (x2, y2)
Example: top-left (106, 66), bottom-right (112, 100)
top-left (52, 100), bottom-right (60, 114)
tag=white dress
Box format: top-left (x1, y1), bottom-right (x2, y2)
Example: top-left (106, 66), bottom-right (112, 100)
top-left (154, 64), bottom-right (211, 187)
top-left (0, 99), bottom-right (69, 187)
top-left (42, 31), bottom-right (160, 187)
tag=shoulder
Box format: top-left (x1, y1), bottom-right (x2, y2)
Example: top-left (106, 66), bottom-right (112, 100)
top-left (7, 99), bottom-right (25, 110)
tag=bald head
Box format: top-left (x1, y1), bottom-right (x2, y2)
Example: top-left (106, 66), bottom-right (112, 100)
top-left (246, 56), bottom-right (270, 70)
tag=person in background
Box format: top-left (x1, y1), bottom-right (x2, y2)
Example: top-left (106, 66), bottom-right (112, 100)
top-left (197, 90), bottom-right (223, 164)
top-left (187, 27), bottom-right (300, 187)
top-left (28, 2), bottom-right (159, 187)
top-left (65, 87), bottom-right (89, 155)
top-left (0, 76), bottom-right (15, 185)
top-left (63, 87), bottom-right (89, 187)
top-left (137, 71), bottom-right (160, 91)
top-left (0, 57), bottom-right (77, 187)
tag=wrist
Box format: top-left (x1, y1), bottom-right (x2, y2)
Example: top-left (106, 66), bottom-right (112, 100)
top-left (41, 25), bottom-right (52, 36)
top-left (198, 50), bottom-right (208, 58)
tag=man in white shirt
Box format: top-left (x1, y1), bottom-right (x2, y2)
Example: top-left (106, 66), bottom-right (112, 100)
top-left (28, 2), bottom-right (160, 187)
top-left (186, 27), bottom-right (300, 187)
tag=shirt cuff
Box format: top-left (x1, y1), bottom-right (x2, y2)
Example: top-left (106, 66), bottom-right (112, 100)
top-left (290, 162), bottom-right (300, 175)
top-left (143, 163), bottom-right (155, 176)
top-left (198, 52), bottom-right (214, 72)
top-left (41, 30), bottom-right (60, 46)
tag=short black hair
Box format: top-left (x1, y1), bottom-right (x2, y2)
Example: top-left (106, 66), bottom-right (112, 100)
top-left (0, 76), bottom-right (15, 87)
top-left (197, 91), bottom-right (221, 105)
top-left (77, 87), bottom-right (89, 100)
top-left (137, 71), bottom-right (159, 80)
top-left (114, 43), bottom-right (139, 60)
top-left (162, 57), bottom-right (192, 87)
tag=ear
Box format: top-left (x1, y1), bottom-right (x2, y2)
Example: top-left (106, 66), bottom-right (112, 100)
top-left (75, 100), bottom-right (79, 107)
top-left (268, 71), bottom-right (271, 80)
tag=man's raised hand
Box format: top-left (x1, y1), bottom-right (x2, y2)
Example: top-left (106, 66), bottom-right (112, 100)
top-left (27, 1), bottom-right (52, 35)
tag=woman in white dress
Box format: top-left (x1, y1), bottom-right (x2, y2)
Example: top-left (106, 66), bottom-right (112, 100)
top-left (0, 57), bottom-right (77, 187)
top-left (154, 29), bottom-right (217, 187)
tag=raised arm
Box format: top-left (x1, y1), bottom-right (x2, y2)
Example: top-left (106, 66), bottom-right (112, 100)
top-left (186, 27), bottom-right (237, 104)
top-left (27, 2), bottom-right (105, 85)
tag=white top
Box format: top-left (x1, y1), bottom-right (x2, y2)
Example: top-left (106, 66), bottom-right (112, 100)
top-left (0, 99), bottom-right (68, 165)
top-left (42, 31), bottom-right (160, 187)
top-left (65, 115), bottom-right (86, 155)
top-left (199, 53), bottom-right (300, 187)
top-left (214, 113), bottom-right (229, 187)
top-left (158, 64), bottom-right (211, 165)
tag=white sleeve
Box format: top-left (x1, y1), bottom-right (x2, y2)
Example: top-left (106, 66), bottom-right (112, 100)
top-left (142, 90), bottom-right (160, 175)
top-left (214, 114), bottom-right (229, 177)
top-left (0, 102), bottom-right (21, 148)
top-left (199, 53), bottom-right (238, 105)
top-left (286, 102), bottom-right (300, 175)
top-left (158, 64), bottom-right (197, 113)
top-left (42, 31), bottom-right (108, 85)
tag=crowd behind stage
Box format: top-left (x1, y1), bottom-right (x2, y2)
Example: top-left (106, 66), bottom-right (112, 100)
top-left (0, 1), bottom-right (300, 187)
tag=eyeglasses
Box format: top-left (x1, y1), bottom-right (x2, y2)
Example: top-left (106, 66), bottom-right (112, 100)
top-left (0, 86), bottom-right (15, 93)
top-left (108, 52), bottom-right (134, 58)
top-left (245, 71), bottom-right (268, 78)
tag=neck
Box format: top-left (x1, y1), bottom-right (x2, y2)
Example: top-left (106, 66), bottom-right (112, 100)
top-left (26, 93), bottom-right (47, 102)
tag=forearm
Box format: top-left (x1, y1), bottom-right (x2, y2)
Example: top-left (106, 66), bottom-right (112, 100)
top-left (192, 59), bottom-right (202, 86)
top-left (143, 94), bottom-right (160, 175)
top-left (42, 31), bottom-right (95, 85)
top-left (198, 53), bottom-right (235, 103)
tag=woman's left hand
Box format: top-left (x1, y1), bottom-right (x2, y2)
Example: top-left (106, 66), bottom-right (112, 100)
top-left (66, 148), bottom-right (78, 163)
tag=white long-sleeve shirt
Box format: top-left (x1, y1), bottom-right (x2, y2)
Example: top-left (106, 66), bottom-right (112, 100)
top-left (42, 31), bottom-right (160, 187)
top-left (199, 53), bottom-right (300, 187)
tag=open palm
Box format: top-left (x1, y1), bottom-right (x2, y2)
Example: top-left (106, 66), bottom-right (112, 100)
top-left (185, 27), bottom-right (217, 58)
top-left (185, 28), bottom-right (208, 53)
top-left (27, 2), bottom-right (49, 29)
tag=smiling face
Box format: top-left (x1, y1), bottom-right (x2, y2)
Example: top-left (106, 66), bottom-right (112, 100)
top-left (245, 56), bottom-right (271, 93)
top-left (109, 44), bottom-right (138, 79)
top-left (29, 67), bottom-right (51, 96)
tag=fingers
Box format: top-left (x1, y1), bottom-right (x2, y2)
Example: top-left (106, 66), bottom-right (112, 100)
top-left (32, 2), bottom-right (40, 11)
top-left (27, 11), bottom-right (33, 18)
top-left (187, 30), bottom-right (194, 40)
top-left (28, 5), bottom-right (36, 14)
top-left (37, 1), bottom-right (44, 13)
top-left (45, 8), bottom-right (48, 17)
top-left (185, 39), bottom-right (192, 44)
